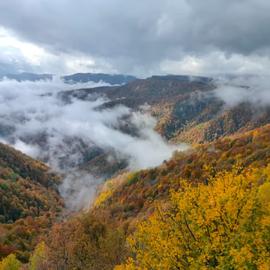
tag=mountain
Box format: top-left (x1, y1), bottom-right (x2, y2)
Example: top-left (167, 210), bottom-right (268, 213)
top-left (34, 75), bottom-right (270, 269)
top-left (35, 124), bottom-right (270, 269)
top-left (64, 74), bottom-right (270, 144)
top-left (64, 75), bottom-right (213, 106)
top-left (1, 74), bottom-right (270, 268)
top-left (0, 72), bottom-right (137, 85)
top-left (93, 123), bottom-right (270, 223)
top-left (0, 143), bottom-right (63, 262)
top-left (95, 124), bottom-right (270, 269)
top-left (62, 73), bottom-right (137, 85)
top-left (53, 74), bottom-right (270, 181)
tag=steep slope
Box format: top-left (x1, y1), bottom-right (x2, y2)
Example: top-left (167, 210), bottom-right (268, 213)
top-left (0, 143), bottom-right (63, 262)
top-left (93, 124), bottom-right (270, 226)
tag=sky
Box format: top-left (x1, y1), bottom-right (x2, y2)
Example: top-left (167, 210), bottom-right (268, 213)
top-left (0, 0), bottom-right (270, 76)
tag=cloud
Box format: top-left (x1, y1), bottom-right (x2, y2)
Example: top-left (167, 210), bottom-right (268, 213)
top-left (0, 78), bottom-right (185, 209)
top-left (212, 75), bottom-right (270, 107)
top-left (13, 139), bottom-right (41, 158)
top-left (59, 171), bottom-right (103, 210)
top-left (0, 26), bottom-right (117, 75)
top-left (160, 52), bottom-right (270, 76)
top-left (0, 1), bottom-right (270, 75)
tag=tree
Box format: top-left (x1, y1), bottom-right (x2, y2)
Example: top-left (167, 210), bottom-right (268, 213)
top-left (0, 254), bottom-right (21, 270)
top-left (29, 242), bottom-right (48, 270)
top-left (117, 165), bottom-right (270, 269)
top-left (46, 214), bottom-right (127, 270)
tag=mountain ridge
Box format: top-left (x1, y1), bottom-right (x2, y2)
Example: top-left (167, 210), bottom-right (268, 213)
top-left (0, 72), bottom-right (137, 85)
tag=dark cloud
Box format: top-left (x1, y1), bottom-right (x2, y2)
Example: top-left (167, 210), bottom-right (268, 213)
top-left (0, 0), bottom-right (270, 74)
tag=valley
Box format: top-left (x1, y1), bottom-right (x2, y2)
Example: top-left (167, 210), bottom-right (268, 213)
top-left (1, 1), bottom-right (270, 268)
top-left (0, 74), bottom-right (270, 269)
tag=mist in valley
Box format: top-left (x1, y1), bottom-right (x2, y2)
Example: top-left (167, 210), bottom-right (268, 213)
top-left (0, 77), bottom-right (185, 209)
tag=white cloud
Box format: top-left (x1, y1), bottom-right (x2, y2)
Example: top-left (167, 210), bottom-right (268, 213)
top-left (0, 27), bottom-right (116, 75)
top-left (160, 51), bottom-right (270, 76)
top-left (13, 139), bottom-right (41, 158)
top-left (213, 75), bottom-right (270, 107)
top-left (0, 26), bottom-right (49, 67)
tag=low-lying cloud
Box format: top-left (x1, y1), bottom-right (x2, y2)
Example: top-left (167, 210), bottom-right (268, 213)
top-left (0, 77), bottom-right (184, 210)
top-left (213, 75), bottom-right (270, 107)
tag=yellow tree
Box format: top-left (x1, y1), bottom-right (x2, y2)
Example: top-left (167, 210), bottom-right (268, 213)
top-left (0, 254), bottom-right (21, 270)
top-left (29, 242), bottom-right (48, 270)
top-left (117, 166), bottom-right (270, 269)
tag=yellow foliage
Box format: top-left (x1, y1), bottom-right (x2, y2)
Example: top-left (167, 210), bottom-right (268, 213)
top-left (94, 187), bottom-right (114, 207)
top-left (0, 254), bottom-right (21, 270)
top-left (29, 241), bottom-right (47, 270)
top-left (94, 172), bottom-right (134, 207)
top-left (118, 165), bottom-right (270, 269)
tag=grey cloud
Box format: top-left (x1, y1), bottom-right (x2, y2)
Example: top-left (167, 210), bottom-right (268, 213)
top-left (0, 0), bottom-right (270, 73)
top-left (187, 0), bottom-right (270, 54)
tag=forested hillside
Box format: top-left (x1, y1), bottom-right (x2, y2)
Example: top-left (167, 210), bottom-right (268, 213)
top-left (1, 76), bottom-right (270, 269)
top-left (0, 143), bottom-right (63, 262)
top-left (10, 123), bottom-right (269, 269)
top-left (93, 124), bottom-right (270, 225)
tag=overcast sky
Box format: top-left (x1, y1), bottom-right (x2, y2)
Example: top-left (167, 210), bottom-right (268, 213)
top-left (0, 0), bottom-right (270, 76)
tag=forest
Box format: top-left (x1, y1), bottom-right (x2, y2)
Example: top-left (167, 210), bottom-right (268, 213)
top-left (1, 124), bottom-right (270, 269)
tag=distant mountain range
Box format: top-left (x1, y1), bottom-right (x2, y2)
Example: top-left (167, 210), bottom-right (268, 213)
top-left (0, 72), bottom-right (137, 85)
top-left (62, 72), bottom-right (137, 85)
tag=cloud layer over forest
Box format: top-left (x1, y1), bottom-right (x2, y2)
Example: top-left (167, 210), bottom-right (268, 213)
top-left (0, 78), bottom-right (184, 209)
